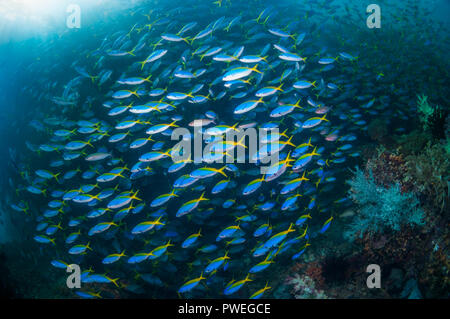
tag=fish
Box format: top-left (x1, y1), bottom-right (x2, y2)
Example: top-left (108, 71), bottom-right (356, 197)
top-left (222, 65), bottom-right (261, 82)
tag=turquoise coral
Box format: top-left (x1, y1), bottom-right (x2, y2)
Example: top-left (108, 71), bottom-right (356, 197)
top-left (345, 167), bottom-right (425, 240)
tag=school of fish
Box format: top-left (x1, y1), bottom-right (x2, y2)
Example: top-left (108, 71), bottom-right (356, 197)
top-left (8, 0), bottom-right (433, 298)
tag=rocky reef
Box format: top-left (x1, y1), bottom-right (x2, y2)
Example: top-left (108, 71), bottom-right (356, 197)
top-left (284, 95), bottom-right (449, 299)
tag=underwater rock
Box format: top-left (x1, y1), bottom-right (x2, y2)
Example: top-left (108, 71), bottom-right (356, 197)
top-left (388, 268), bottom-right (404, 292)
top-left (367, 118), bottom-right (388, 142)
top-left (0, 251), bottom-right (21, 298)
top-left (395, 130), bottom-right (431, 156)
top-left (272, 283), bottom-right (291, 299)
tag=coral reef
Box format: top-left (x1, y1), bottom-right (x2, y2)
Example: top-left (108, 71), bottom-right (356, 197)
top-left (417, 94), bottom-right (435, 130)
top-left (0, 251), bottom-right (21, 298)
top-left (285, 273), bottom-right (328, 299)
top-left (366, 150), bottom-right (414, 192)
top-left (367, 118), bottom-right (388, 143)
top-left (419, 237), bottom-right (450, 298)
top-left (416, 94), bottom-right (449, 140)
top-left (339, 109), bottom-right (449, 298)
top-left (405, 142), bottom-right (449, 212)
top-left (394, 130), bottom-right (430, 156)
top-left (281, 97), bottom-right (449, 299)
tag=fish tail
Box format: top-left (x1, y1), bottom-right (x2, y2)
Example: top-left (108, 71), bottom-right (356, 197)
top-left (132, 189), bottom-right (142, 201)
top-left (236, 136), bottom-right (248, 149)
top-left (111, 277), bottom-right (120, 287)
top-left (86, 138), bottom-right (94, 148)
top-left (285, 151), bottom-right (292, 163)
top-left (301, 170), bottom-right (309, 181)
top-left (252, 64), bottom-right (262, 74)
top-left (254, 11), bottom-right (263, 23)
top-left (199, 192), bottom-right (209, 201)
top-left (218, 166), bottom-right (228, 177)
top-left (164, 149), bottom-right (173, 158)
top-left (286, 135), bottom-right (296, 147)
top-left (287, 223), bottom-right (295, 233)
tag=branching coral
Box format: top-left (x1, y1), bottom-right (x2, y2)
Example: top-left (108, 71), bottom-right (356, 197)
top-left (345, 167), bottom-right (425, 240)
